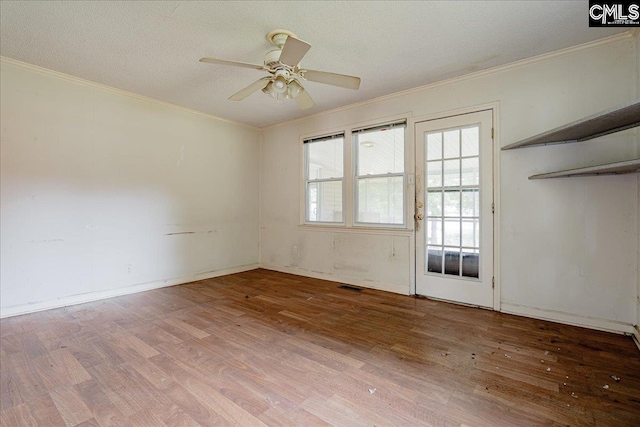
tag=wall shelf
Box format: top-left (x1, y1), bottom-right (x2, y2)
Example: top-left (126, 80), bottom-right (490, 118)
top-left (529, 159), bottom-right (640, 180)
top-left (502, 100), bottom-right (640, 150)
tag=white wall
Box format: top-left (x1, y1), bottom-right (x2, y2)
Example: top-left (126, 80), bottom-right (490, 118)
top-left (0, 59), bottom-right (261, 316)
top-left (260, 34), bottom-right (639, 332)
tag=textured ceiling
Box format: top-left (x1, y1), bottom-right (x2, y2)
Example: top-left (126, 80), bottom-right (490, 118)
top-left (0, 1), bottom-right (626, 128)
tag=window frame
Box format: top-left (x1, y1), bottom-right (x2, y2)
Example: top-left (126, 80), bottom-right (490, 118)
top-left (302, 132), bottom-right (346, 226)
top-left (353, 121), bottom-right (408, 229)
top-left (299, 114), bottom-right (411, 231)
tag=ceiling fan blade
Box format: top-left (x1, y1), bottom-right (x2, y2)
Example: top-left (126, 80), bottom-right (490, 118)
top-left (229, 77), bottom-right (271, 101)
top-left (294, 86), bottom-right (315, 110)
top-left (301, 69), bottom-right (361, 90)
top-left (200, 57), bottom-right (265, 70)
top-left (278, 36), bottom-right (311, 66)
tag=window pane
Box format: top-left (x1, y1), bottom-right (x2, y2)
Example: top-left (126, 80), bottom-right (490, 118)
top-left (444, 247), bottom-right (460, 275)
top-left (427, 246), bottom-right (443, 274)
top-left (427, 161), bottom-right (442, 188)
top-left (307, 181), bottom-right (343, 222)
top-left (461, 157), bottom-right (479, 186)
top-left (423, 122), bottom-right (483, 280)
top-left (462, 249), bottom-right (479, 278)
top-left (443, 130), bottom-right (460, 159)
top-left (443, 159), bottom-right (460, 187)
top-left (357, 127), bottom-right (404, 175)
top-left (444, 219), bottom-right (460, 246)
top-left (426, 133), bottom-right (442, 160)
top-left (427, 219), bottom-right (442, 245)
top-left (461, 189), bottom-right (479, 217)
top-left (427, 191), bottom-right (442, 216)
top-left (307, 137), bottom-right (344, 179)
top-left (461, 218), bottom-right (480, 247)
top-left (461, 127), bottom-right (479, 157)
top-left (443, 190), bottom-right (460, 217)
top-left (357, 176), bottom-right (404, 224)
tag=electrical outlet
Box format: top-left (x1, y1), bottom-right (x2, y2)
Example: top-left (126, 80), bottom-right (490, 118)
top-left (292, 245), bottom-right (298, 255)
top-left (125, 265), bottom-right (133, 275)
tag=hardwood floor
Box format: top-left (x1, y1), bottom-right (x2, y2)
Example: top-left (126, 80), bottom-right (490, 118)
top-left (1, 269), bottom-right (639, 426)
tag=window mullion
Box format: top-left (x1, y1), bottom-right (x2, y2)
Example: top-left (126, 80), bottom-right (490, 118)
top-left (307, 177), bottom-right (343, 184)
top-left (356, 172), bottom-right (404, 180)
top-left (344, 129), bottom-right (353, 227)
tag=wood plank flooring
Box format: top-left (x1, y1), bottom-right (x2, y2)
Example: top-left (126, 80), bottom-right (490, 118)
top-left (1, 269), bottom-right (639, 426)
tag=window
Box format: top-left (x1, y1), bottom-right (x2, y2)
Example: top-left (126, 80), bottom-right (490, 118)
top-left (354, 122), bottom-right (406, 225)
top-left (304, 133), bottom-right (344, 223)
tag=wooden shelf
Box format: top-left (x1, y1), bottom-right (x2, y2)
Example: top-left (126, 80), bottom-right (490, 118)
top-left (503, 100), bottom-right (640, 150)
top-left (529, 159), bottom-right (640, 179)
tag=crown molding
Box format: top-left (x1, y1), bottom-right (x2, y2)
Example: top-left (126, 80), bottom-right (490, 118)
top-left (0, 56), bottom-right (261, 131)
top-left (2, 31), bottom-right (634, 132)
top-left (262, 31), bottom-right (635, 131)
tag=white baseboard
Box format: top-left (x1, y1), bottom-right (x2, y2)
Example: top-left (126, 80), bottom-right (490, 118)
top-left (259, 263), bottom-right (410, 295)
top-left (0, 263), bottom-right (259, 318)
top-left (633, 326), bottom-right (640, 352)
top-left (501, 302), bottom-right (635, 335)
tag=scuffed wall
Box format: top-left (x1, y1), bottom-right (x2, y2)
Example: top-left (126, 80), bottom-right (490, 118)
top-left (0, 60), bottom-right (261, 314)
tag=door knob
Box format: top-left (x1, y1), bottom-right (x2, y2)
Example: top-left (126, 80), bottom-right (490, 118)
top-left (415, 213), bottom-right (424, 221)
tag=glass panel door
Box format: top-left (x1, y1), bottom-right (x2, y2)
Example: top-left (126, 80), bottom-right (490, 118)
top-left (415, 110), bottom-right (494, 308)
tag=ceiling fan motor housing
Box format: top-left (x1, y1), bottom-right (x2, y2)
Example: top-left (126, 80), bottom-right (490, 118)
top-left (267, 29), bottom-right (297, 47)
top-left (264, 49), bottom-right (282, 68)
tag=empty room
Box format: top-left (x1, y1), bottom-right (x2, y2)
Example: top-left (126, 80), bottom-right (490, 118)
top-left (1, 1), bottom-right (639, 426)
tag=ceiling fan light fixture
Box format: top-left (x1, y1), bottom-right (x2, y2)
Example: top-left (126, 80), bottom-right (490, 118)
top-left (288, 80), bottom-right (303, 98)
top-left (272, 76), bottom-right (288, 93)
top-left (262, 81), bottom-right (276, 98)
top-left (272, 69), bottom-right (289, 94)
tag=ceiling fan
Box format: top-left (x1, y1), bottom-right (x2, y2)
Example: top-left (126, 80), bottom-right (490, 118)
top-left (200, 29), bottom-right (361, 110)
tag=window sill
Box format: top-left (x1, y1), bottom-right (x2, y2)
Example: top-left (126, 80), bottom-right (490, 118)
top-left (298, 224), bottom-right (414, 236)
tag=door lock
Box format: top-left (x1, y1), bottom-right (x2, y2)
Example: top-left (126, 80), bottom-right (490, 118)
top-left (415, 213), bottom-right (424, 221)
top-left (416, 202), bottom-right (424, 209)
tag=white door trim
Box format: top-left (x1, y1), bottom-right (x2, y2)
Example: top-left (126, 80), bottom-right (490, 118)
top-left (411, 102), bottom-right (500, 310)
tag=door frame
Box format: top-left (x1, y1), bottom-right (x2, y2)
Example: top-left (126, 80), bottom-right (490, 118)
top-left (410, 102), bottom-right (501, 310)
